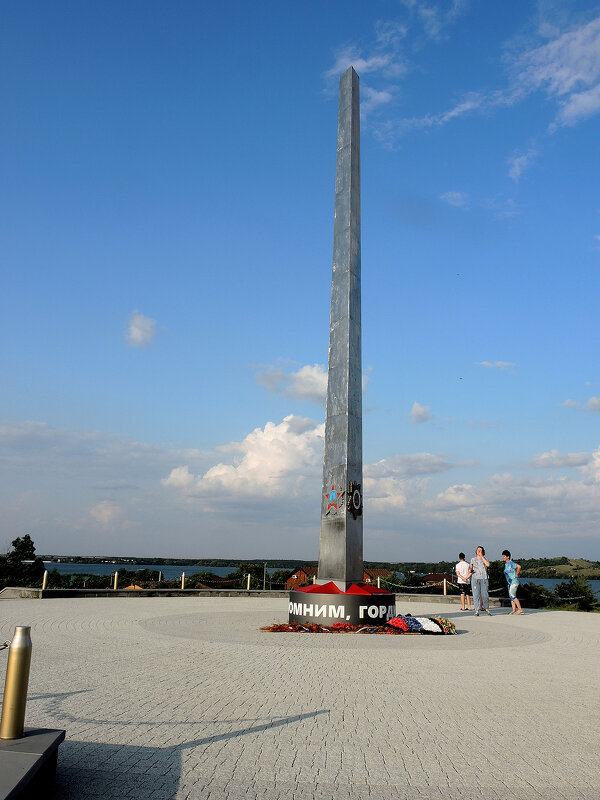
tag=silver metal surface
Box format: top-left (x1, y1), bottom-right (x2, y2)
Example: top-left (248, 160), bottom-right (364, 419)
top-left (317, 67), bottom-right (363, 587)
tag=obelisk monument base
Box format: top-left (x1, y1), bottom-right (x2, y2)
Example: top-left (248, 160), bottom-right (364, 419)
top-left (288, 583), bottom-right (396, 626)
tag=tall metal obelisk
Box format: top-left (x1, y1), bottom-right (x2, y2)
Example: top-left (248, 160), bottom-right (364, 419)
top-left (317, 66), bottom-right (363, 588)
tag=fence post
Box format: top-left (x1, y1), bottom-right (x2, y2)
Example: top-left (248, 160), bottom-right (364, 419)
top-left (41, 571), bottom-right (48, 591)
top-left (181, 573), bottom-right (185, 590)
top-left (246, 573), bottom-right (251, 591)
top-left (443, 578), bottom-right (447, 596)
top-left (113, 572), bottom-right (118, 591)
top-left (0, 627), bottom-right (32, 740)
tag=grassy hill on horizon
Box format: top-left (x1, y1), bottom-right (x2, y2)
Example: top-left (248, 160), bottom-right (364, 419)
top-left (520, 557), bottom-right (600, 578)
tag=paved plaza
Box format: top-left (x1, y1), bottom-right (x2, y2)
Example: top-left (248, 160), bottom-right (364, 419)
top-left (1, 596), bottom-right (598, 799)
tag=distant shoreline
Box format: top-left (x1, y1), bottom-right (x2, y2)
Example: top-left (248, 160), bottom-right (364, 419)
top-left (36, 554), bottom-right (600, 579)
top-left (39, 555), bottom-right (317, 569)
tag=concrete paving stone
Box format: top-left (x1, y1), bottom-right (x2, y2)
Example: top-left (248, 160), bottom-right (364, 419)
top-left (0, 596), bottom-right (598, 800)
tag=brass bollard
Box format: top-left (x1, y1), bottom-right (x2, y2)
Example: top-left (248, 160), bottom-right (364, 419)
top-left (246, 573), bottom-right (251, 591)
top-left (443, 578), bottom-right (447, 596)
top-left (113, 571), bottom-right (118, 591)
top-left (181, 572), bottom-right (185, 590)
top-left (42, 571), bottom-right (48, 591)
top-left (0, 626), bottom-right (32, 740)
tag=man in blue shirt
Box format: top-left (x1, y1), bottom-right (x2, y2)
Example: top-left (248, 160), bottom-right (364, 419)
top-left (502, 550), bottom-right (523, 615)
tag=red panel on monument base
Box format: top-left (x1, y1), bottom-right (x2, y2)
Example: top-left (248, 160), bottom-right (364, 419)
top-left (295, 581), bottom-right (391, 595)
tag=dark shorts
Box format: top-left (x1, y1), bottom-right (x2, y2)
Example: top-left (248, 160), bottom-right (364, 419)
top-left (458, 583), bottom-right (470, 595)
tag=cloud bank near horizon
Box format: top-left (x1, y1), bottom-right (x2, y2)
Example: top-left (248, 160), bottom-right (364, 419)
top-left (2, 418), bottom-right (599, 559)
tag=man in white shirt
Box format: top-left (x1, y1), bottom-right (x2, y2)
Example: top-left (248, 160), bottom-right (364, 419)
top-left (455, 552), bottom-right (472, 611)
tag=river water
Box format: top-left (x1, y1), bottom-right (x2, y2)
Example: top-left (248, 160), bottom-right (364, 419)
top-left (521, 577), bottom-right (600, 594)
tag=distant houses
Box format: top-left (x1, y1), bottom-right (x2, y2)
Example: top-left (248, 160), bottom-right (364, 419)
top-left (421, 572), bottom-right (454, 586)
top-left (284, 566), bottom-right (318, 589)
top-left (284, 566), bottom-right (393, 590)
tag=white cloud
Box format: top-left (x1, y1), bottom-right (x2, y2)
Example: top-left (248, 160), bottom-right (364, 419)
top-left (0, 421), bottom-right (173, 472)
top-left (507, 148), bottom-right (538, 181)
top-left (4, 418), bottom-right (600, 558)
top-left (562, 396), bottom-right (600, 413)
top-left (371, 447), bottom-right (600, 548)
top-left (125, 310), bottom-right (157, 347)
top-left (438, 93), bottom-right (485, 123)
top-left (482, 197), bottom-right (519, 220)
top-left (367, 453), bottom-right (454, 478)
top-left (435, 481), bottom-right (484, 509)
top-left (161, 465), bottom-right (195, 490)
top-left (374, 19), bottom-right (408, 49)
top-left (582, 447), bottom-right (600, 483)
top-left (530, 450), bottom-right (591, 468)
top-left (431, 468), bottom-right (600, 528)
top-left (477, 360), bottom-right (515, 369)
top-left (378, 93), bottom-right (485, 141)
top-left (256, 362), bottom-right (371, 405)
top-left (514, 16), bottom-right (600, 129)
top-left (324, 2), bottom-right (467, 109)
top-left (362, 86), bottom-right (394, 116)
top-left (410, 401), bottom-right (434, 424)
top-left (516, 17), bottom-right (600, 96)
top-left (562, 398), bottom-right (581, 409)
top-left (375, 13), bottom-right (600, 151)
top-left (556, 82), bottom-right (600, 126)
top-left (255, 363), bottom-right (328, 405)
top-left (90, 500), bottom-right (122, 527)
top-left (162, 415), bottom-right (324, 500)
top-left (440, 190), bottom-right (469, 208)
top-left (587, 396), bottom-right (600, 413)
top-left (324, 48), bottom-right (400, 80)
top-left (364, 453), bottom-right (455, 511)
top-left (400, 0), bottom-right (468, 40)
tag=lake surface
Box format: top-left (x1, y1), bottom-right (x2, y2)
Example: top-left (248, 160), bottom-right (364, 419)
top-left (521, 577), bottom-right (600, 595)
top-left (43, 562), bottom-right (281, 581)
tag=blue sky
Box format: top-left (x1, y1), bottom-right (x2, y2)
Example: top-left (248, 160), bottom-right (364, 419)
top-left (2, 0), bottom-right (600, 561)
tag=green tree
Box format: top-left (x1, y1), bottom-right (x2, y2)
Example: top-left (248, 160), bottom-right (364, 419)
top-left (46, 568), bottom-right (65, 588)
top-left (517, 581), bottom-right (553, 609)
top-left (8, 534), bottom-right (37, 562)
top-left (553, 577), bottom-right (597, 611)
top-left (186, 571), bottom-right (221, 588)
top-left (132, 569), bottom-right (160, 583)
top-left (399, 572), bottom-right (424, 591)
top-left (226, 563), bottom-right (265, 589)
top-left (487, 560), bottom-right (506, 593)
top-left (268, 569), bottom-right (292, 589)
top-left (85, 574), bottom-right (112, 589)
top-left (3, 535), bottom-right (45, 587)
top-left (379, 571), bottom-right (401, 590)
